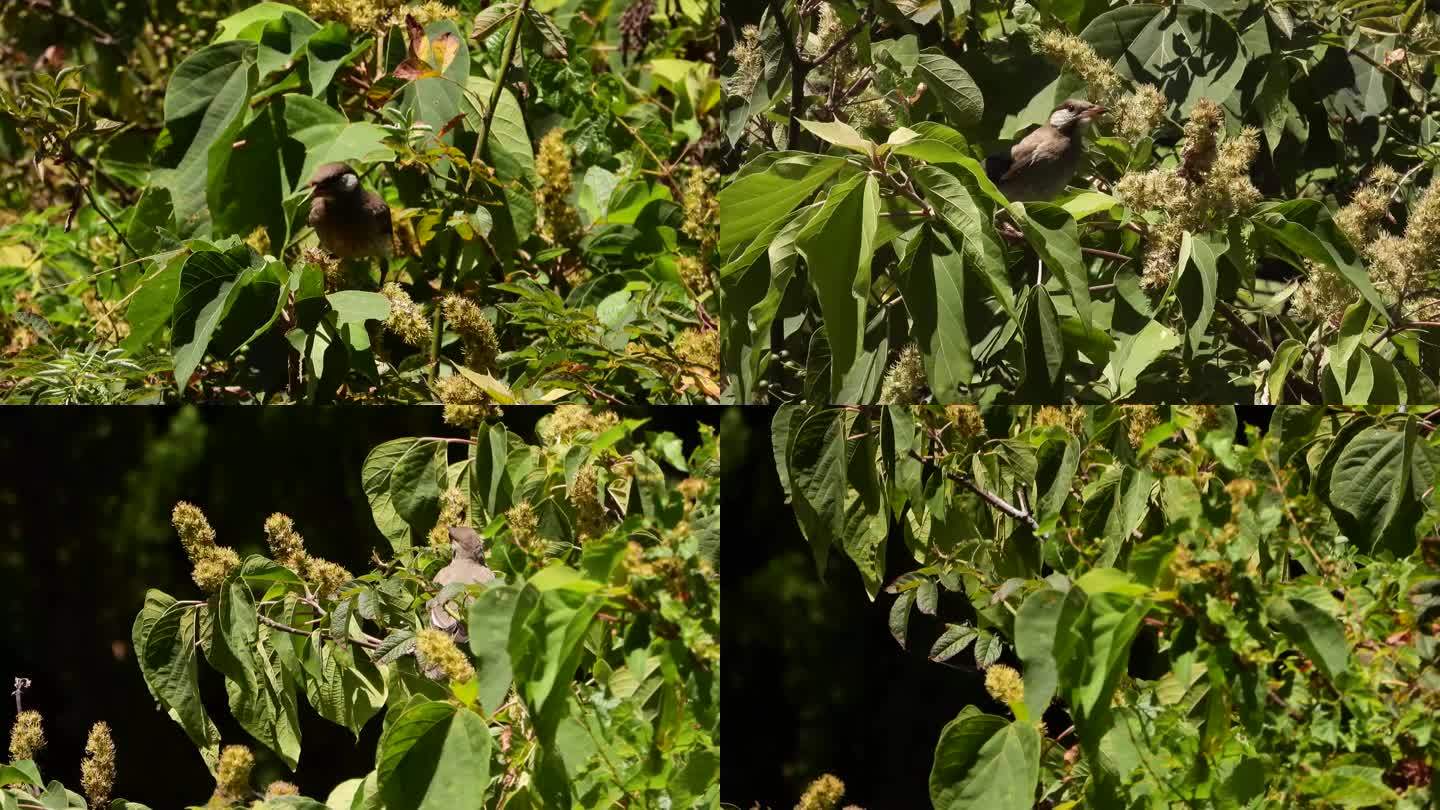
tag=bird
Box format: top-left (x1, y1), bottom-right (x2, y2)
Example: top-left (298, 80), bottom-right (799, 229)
top-left (305, 162), bottom-right (393, 258)
top-left (984, 99), bottom-right (1106, 203)
top-left (426, 526), bottom-right (496, 643)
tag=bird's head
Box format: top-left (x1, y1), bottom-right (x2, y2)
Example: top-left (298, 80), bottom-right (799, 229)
top-left (1049, 99), bottom-right (1106, 134)
top-left (307, 162), bottom-right (361, 198)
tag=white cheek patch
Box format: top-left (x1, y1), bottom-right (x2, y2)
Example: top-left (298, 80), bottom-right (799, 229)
top-left (341, 174), bottom-right (359, 191)
top-left (1050, 109), bottom-right (1075, 128)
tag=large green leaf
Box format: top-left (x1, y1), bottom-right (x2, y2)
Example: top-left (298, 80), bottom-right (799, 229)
top-left (362, 438), bottom-right (447, 551)
top-left (508, 568), bottom-right (604, 740)
top-left (1013, 585), bottom-right (1083, 720)
top-left (914, 166), bottom-right (1014, 319)
top-left (392, 20), bottom-right (469, 182)
top-left (896, 226), bottom-right (973, 403)
top-left (718, 152), bottom-right (847, 259)
top-left (159, 41), bottom-right (257, 230)
top-left (795, 173), bottom-right (880, 399)
top-left (132, 591), bottom-right (221, 762)
top-left (170, 243), bottom-right (268, 391)
top-left (467, 585), bottom-right (520, 715)
top-left (1019, 287), bottom-right (1064, 401)
top-left (1015, 202), bottom-right (1089, 327)
top-left (1253, 213), bottom-right (1390, 322)
top-left (1266, 597), bottom-right (1349, 682)
top-left (377, 699), bottom-right (491, 810)
top-left (787, 409), bottom-right (854, 575)
top-left (284, 96), bottom-right (396, 195)
top-left (929, 709), bottom-right (1041, 810)
top-left (1320, 416), bottom-right (1431, 554)
top-left (1102, 319), bottom-right (1181, 399)
top-left (465, 78), bottom-right (535, 184)
top-left (914, 51), bottom-right (984, 128)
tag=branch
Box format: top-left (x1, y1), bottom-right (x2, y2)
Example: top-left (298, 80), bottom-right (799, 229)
top-left (766, 0), bottom-right (807, 149)
top-left (1217, 301), bottom-right (1322, 402)
top-left (909, 449), bottom-right (1040, 532)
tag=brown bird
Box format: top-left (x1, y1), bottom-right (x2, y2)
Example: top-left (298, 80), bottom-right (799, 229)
top-left (426, 526), bottom-right (496, 643)
top-left (984, 99), bottom-right (1106, 202)
top-left (306, 162), bottom-right (393, 258)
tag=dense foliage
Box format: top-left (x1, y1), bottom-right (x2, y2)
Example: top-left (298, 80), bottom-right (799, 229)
top-left (2, 409), bottom-right (720, 807)
top-left (720, 1), bottom-right (1440, 404)
top-left (771, 404), bottom-right (1440, 807)
top-left (0, 0), bottom-right (719, 403)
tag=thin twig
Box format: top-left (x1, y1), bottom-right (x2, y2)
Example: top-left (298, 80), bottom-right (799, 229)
top-left (909, 449), bottom-right (1040, 531)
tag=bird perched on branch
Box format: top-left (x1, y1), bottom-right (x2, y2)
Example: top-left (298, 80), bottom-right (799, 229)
top-left (306, 162), bottom-right (392, 258)
top-left (426, 526), bottom-right (495, 643)
top-left (984, 99), bottom-right (1106, 202)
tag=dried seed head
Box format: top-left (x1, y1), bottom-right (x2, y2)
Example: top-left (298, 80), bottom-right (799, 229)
top-left (172, 501), bottom-right (216, 561)
top-left (192, 545), bottom-right (240, 593)
top-left (571, 464), bottom-right (607, 541)
top-left (797, 773), bottom-right (846, 810)
top-left (416, 628), bottom-right (475, 682)
top-left (441, 295), bottom-right (499, 374)
top-left (984, 664), bottom-right (1025, 705)
top-left (216, 744), bottom-right (254, 800)
top-left (380, 282), bottom-right (432, 348)
top-left (302, 556), bottom-right (352, 599)
top-left (535, 130), bottom-right (581, 246)
top-left (8, 710), bottom-right (45, 762)
top-left (506, 501), bottom-right (540, 552)
top-left (1036, 30), bottom-right (1123, 106)
top-left (263, 513), bottom-right (306, 569)
top-left (428, 487), bottom-right (468, 548)
top-left (80, 721), bottom-right (116, 809)
top-left (878, 343), bottom-right (926, 404)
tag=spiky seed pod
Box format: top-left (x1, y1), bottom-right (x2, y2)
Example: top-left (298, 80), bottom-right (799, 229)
top-left (265, 781), bottom-right (300, 798)
top-left (796, 773), bottom-right (846, 810)
top-left (216, 745), bottom-right (254, 801)
top-left (8, 710), bottom-right (45, 762)
top-left (380, 283), bottom-right (432, 348)
top-left (984, 664), bottom-right (1025, 705)
top-left (428, 486), bottom-right (468, 547)
top-left (80, 722), bottom-right (116, 809)
top-left (571, 464), bottom-right (607, 541)
top-left (431, 374), bottom-right (499, 429)
top-left (416, 628), bottom-right (476, 682)
top-left (1125, 405), bottom-right (1161, 447)
top-left (947, 405), bottom-right (985, 439)
top-left (302, 557), bottom-right (352, 599)
top-left (878, 343), bottom-right (925, 404)
top-left (172, 501), bottom-right (217, 560)
top-left (1036, 30), bottom-right (1123, 107)
top-left (535, 130), bottom-right (581, 246)
top-left (441, 295), bottom-right (499, 374)
top-left (506, 501), bottom-right (540, 552)
top-left (193, 545), bottom-right (241, 593)
top-left (538, 405), bottom-right (619, 445)
top-left (263, 513), bottom-right (306, 569)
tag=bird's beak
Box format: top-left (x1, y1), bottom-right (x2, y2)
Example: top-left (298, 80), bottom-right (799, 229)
top-left (1083, 106), bottom-right (1107, 121)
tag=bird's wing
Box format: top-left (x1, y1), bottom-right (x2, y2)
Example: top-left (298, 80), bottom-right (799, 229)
top-left (999, 128), bottom-right (1066, 184)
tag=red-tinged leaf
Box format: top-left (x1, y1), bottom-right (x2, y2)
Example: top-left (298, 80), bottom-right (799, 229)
top-left (406, 14), bottom-right (427, 59)
top-left (431, 31), bottom-right (460, 72)
top-left (392, 58), bottom-right (439, 81)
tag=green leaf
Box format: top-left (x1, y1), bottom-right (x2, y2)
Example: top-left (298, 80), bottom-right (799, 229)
top-left (1267, 597), bottom-right (1349, 682)
top-left (464, 78), bottom-right (535, 184)
top-left (508, 571), bottom-right (604, 740)
top-left (467, 584), bottom-right (521, 714)
top-left (1297, 765), bottom-right (1397, 807)
top-left (377, 699), bottom-right (491, 810)
top-left (158, 41), bottom-right (257, 230)
top-left (1265, 339), bottom-right (1305, 403)
top-left (896, 226), bottom-right (973, 403)
top-left (914, 166), bottom-right (1015, 320)
top-left (796, 173), bottom-right (880, 399)
top-left (363, 438), bottom-right (447, 552)
top-left (284, 96), bottom-right (396, 195)
top-left (718, 152), bottom-right (846, 259)
top-left (929, 710), bottom-right (1041, 810)
top-left (914, 51), bottom-right (984, 128)
top-left (1102, 320), bottom-right (1181, 399)
top-left (122, 252), bottom-right (185, 353)
top-left (1177, 231), bottom-right (1222, 352)
top-left (1019, 287), bottom-right (1064, 401)
top-left (787, 409), bottom-right (854, 575)
top-left (1321, 416), bottom-right (1431, 554)
top-left (799, 119), bottom-right (873, 153)
top-left (133, 591), bottom-right (221, 760)
top-left (890, 589), bottom-right (917, 649)
top-left (1014, 587), bottom-right (1080, 721)
top-left (929, 623), bottom-right (978, 662)
top-left (1014, 202), bottom-right (1089, 326)
top-left (1253, 213), bottom-right (1390, 322)
top-left (468, 424), bottom-right (513, 522)
top-left (171, 243), bottom-right (266, 392)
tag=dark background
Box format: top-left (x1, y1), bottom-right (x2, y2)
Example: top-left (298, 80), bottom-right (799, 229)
top-left (720, 406), bottom-right (1272, 809)
top-left (0, 405), bottom-right (714, 806)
